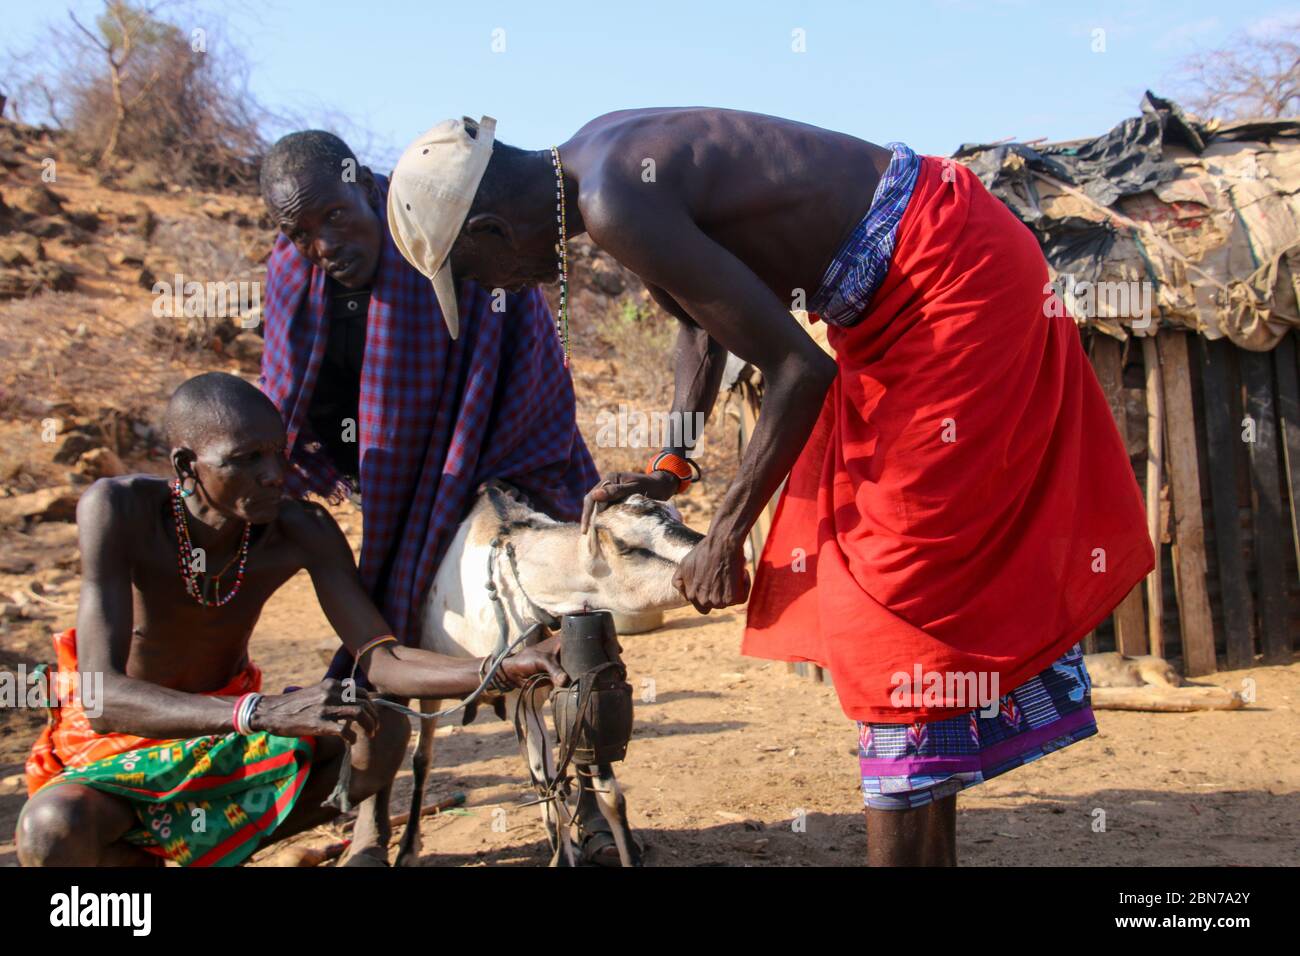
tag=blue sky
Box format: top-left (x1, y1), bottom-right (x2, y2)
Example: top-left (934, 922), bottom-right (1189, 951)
top-left (6, 0), bottom-right (1297, 168)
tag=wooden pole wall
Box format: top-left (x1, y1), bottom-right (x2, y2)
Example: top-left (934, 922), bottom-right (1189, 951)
top-left (1090, 335), bottom-right (1149, 655)
top-left (1274, 332), bottom-right (1300, 589)
top-left (1157, 332), bottom-right (1218, 676)
top-left (1197, 338), bottom-right (1258, 670)
top-left (1142, 336), bottom-right (1166, 658)
top-left (1240, 350), bottom-right (1291, 665)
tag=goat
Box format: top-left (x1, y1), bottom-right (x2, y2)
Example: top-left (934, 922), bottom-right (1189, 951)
top-left (392, 479), bottom-right (703, 867)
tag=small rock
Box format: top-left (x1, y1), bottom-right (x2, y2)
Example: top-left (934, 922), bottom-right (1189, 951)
top-left (25, 216), bottom-right (68, 239)
top-left (127, 202), bottom-right (157, 240)
top-left (0, 235), bottom-right (43, 268)
top-left (67, 209), bottom-right (100, 233)
top-left (120, 166), bottom-right (165, 193)
top-left (77, 447), bottom-right (127, 479)
top-left (228, 331), bottom-right (264, 365)
top-left (14, 184), bottom-right (67, 218)
top-left (75, 247), bottom-right (111, 272)
top-left (589, 257), bottom-right (626, 296)
top-left (76, 447), bottom-right (126, 478)
top-left (0, 269), bottom-right (33, 299)
top-left (199, 199), bottom-right (243, 223)
top-left (0, 486), bottom-right (80, 525)
top-left (111, 243), bottom-right (147, 267)
top-left (52, 432), bottom-right (99, 465)
top-left (32, 260), bottom-right (76, 292)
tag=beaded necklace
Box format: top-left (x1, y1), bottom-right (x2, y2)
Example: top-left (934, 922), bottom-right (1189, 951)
top-left (170, 479), bottom-right (251, 607)
top-left (549, 146), bottom-right (570, 368)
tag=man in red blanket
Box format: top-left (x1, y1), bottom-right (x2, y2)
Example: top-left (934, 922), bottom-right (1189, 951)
top-left (388, 108), bottom-right (1154, 866)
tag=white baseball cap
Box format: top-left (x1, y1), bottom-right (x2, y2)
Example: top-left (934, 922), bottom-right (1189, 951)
top-left (388, 115), bottom-right (497, 340)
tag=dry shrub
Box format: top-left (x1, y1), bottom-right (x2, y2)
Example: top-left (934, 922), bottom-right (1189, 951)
top-left (8, 1), bottom-right (266, 191)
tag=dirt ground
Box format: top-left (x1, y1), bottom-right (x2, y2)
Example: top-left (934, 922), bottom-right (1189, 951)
top-left (3, 532), bottom-right (1297, 867)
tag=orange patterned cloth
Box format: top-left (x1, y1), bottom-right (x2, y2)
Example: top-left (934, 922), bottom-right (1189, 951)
top-left (25, 628), bottom-right (262, 796)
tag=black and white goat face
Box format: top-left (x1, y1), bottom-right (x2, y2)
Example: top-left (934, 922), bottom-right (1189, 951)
top-left (580, 494), bottom-right (705, 613)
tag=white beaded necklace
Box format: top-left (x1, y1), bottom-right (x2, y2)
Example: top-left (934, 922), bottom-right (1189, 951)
top-left (549, 145), bottom-right (570, 367)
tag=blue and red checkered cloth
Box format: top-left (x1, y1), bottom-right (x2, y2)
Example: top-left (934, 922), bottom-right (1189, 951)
top-left (259, 174), bottom-right (597, 658)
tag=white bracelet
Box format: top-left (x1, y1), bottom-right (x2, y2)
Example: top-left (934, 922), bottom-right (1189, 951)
top-left (234, 693), bottom-right (263, 735)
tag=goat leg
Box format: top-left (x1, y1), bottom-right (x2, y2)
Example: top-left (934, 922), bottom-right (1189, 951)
top-left (585, 763), bottom-right (641, 867)
top-left (340, 695), bottom-right (410, 867)
top-left (513, 686), bottom-right (579, 866)
top-left (340, 790), bottom-right (391, 867)
top-left (395, 699), bottom-right (440, 868)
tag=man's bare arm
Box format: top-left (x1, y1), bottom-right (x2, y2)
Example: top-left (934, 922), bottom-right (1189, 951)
top-left (648, 284), bottom-right (730, 462)
top-left (580, 287), bottom-right (729, 527)
top-left (593, 195), bottom-right (837, 554)
top-left (286, 503), bottom-right (567, 697)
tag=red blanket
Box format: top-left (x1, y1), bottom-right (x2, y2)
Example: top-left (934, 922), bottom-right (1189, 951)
top-left (743, 155), bottom-right (1153, 723)
top-left (25, 629), bottom-right (263, 795)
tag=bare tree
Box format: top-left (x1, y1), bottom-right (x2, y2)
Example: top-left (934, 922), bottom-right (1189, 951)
top-left (1176, 24), bottom-right (1300, 120)
top-left (5, 0), bottom-right (267, 190)
top-left (68, 0), bottom-right (174, 164)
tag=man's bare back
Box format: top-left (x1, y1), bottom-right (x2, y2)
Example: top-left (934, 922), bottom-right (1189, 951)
top-left (563, 108), bottom-right (890, 299)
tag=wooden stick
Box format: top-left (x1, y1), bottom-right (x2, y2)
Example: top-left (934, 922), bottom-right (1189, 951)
top-left (1091, 685), bottom-right (1244, 712)
top-left (1157, 332), bottom-right (1217, 676)
top-left (270, 840), bottom-right (352, 868)
top-left (343, 790), bottom-right (467, 833)
top-left (1240, 349), bottom-right (1291, 665)
top-left (1142, 336), bottom-right (1165, 658)
top-left (1273, 332), bottom-right (1300, 589)
top-left (1198, 338), bottom-right (1257, 669)
top-left (1090, 336), bottom-right (1147, 654)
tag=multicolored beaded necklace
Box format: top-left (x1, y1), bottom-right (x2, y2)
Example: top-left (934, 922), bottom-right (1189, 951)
top-left (549, 145), bottom-right (570, 368)
top-left (170, 478), bottom-right (251, 607)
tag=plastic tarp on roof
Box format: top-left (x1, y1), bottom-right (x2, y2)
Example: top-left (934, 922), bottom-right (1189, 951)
top-left (954, 92), bottom-right (1300, 351)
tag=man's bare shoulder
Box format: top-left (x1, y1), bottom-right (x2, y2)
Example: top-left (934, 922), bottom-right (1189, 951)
top-left (76, 474), bottom-right (167, 533)
top-left (273, 497), bottom-right (351, 564)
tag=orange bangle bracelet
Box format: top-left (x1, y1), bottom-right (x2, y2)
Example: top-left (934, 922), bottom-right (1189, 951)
top-left (646, 451), bottom-right (699, 494)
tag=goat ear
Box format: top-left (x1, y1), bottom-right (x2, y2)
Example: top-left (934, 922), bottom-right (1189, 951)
top-left (586, 524), bottom-right (604, 560)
